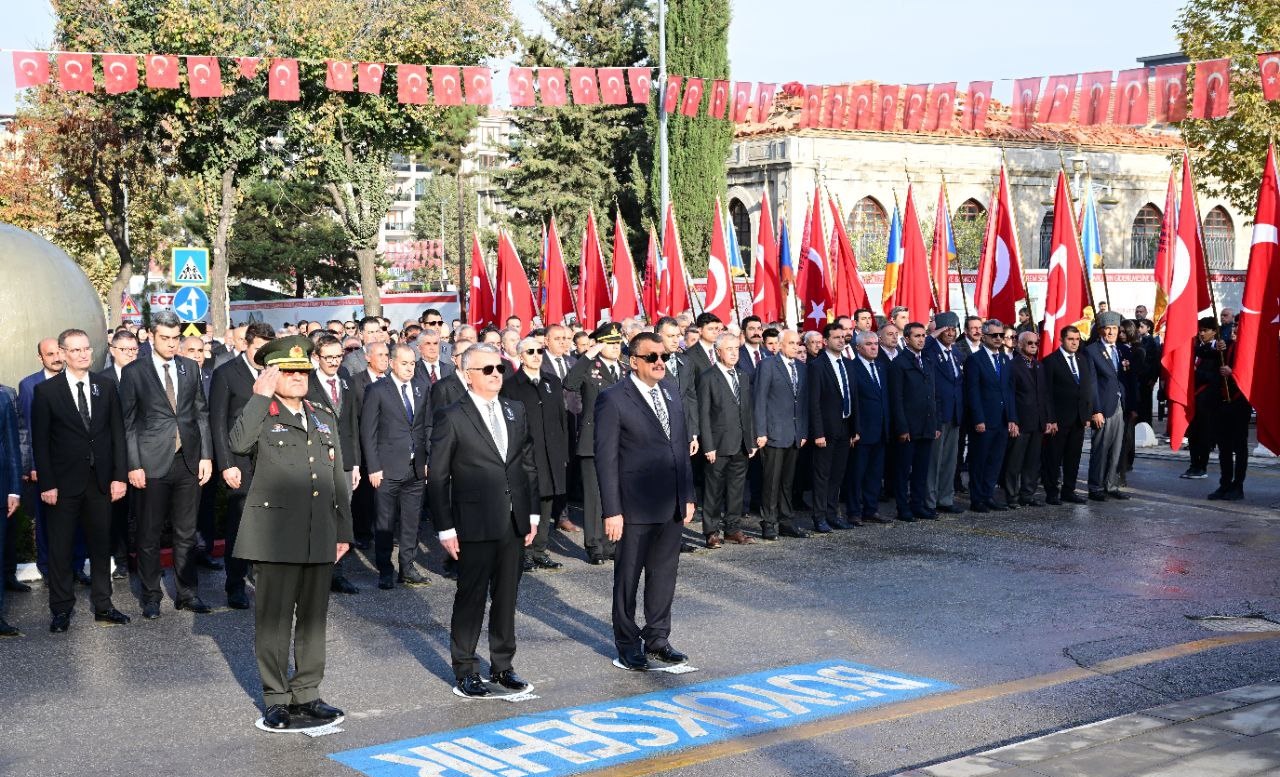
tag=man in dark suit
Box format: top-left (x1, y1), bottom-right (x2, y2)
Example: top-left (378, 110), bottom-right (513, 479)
top-left (209, 321), bottom-right (275, 610)
top-left (307, 334), bottom-right (362, 594)
top-left (541, 324), bottom-right (581, 535)
top-left (32, 329), bottom-right (131, 632)
top-left (501, 337), bottom-right (569, 570)
top-left (889, 323), bottom-right (939, 521)
top-left (753, 330), bottom-right (809, 539)
top-left (1004, 330), bottom-right (1051, 507)
top-left (0, 383), bottom-right (19, 635)
top-left (1084, 312), bottom-right (1130, 500)
top-left (348, 340), bottom-right (389, 548)
top-left (415, 328), bottom-right (453, 387)
top-left (98, 330), bottom-right (141, 579)
top-left (119, 311), bottom-right (214, 619)
top-left (808, 322), bottom-right (858, 533)
top-left (924, 312), bottom-right (965, 515)
top-left (360, 343), bottom-right (431, 589)
top-left (341, 316), bottom-right (388, 376)
top-left (181, 335), bottom-right (221, 575)
top-left (430, 341), bottom-right (471, 413)
top-left (428, 343), bottom-right (538, 697)
top-left (846, 330), bottom-right (890, 524)
top-left (963, 319), bottom-right (1018, 512)
top-left (697, 333), bottom-right (757, 548)
top-left (563, 323), bottom-right (627, 564)
top-left (1042, 325), bottom-right (1100, 505)
top-left (596, 332), bottom-right (696, 671)
top-left (736, 315), bottom-right (766, 383)
top-left (656, 317), bottom-right (703, 555)
top-left (15, 337), bottom-right (69, 586)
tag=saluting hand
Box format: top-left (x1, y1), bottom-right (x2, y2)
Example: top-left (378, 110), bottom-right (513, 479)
top-left (252, 366), bottom-right (281, 397)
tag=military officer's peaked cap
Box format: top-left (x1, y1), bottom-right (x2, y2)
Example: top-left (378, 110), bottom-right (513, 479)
top-left (591, 322), bottom-right (624, 344)
top-left (255, 334), bottom-right (315, 370)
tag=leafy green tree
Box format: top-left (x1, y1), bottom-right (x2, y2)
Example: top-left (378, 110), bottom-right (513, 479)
top-left (412, 173), bottom-right (482, 286)
top-left (229, 179), bottom-right (356, 297)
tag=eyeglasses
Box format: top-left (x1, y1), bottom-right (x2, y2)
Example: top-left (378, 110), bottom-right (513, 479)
top-left (319, 354), bottom-right (343, 362)
top-left (424, 320), bottom-right (444, 326)
top-left (343, 324), bottom-right (356, 330)
top-left (634, 352), bottom-right (672, 364)
top-left (111, 346), bottom-right (139, 354)
top-left (466, 363), bottom-right (508, 376)
top-left (1002, 334), bottom-right (1015, 341)
top-left (523, 348), bottom-right (546, 355)
top-left (344, 345), bottom-right (360, 353)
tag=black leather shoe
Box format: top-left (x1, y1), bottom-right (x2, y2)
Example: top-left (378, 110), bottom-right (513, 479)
top-left (521, 556), bottom-right (535, 572)
top-left (1207, 488), bottom-right (1226, 500)
top-left (0, 619), bottom-right (18, 637)
top-left (1107, 490), bottom-right (1130, 500)
top-left (174, 597), bottom-right (213, 614)
top-left (94, 608), bottom-right (131, 625)
top-left (1063, 494), bottom-right (1087, 504)
top-left (290, 699), bottom-right (343, 720)
top-left (490, 669), bottom-right (529, 692)
top-left (531, 554), bottom-right (563, 570)
top-left (49, 612), bottom-right (71, 633)
top-left (1045, 496), bottom-right (1063, 506)
top-left (195, 552), bottom-right (223, 571)
top-left (331, 575), bottom-right (359, 594)
top-left (760, 528), bottom-right (779, 541)
top-left (896, 513), bottom-right (917, 522)
top-left (679, 542), bottom-right (699, 553)
top-left (1088, 491), bottom-right (1108, 501)
top-left (617, 652), bottom-right (650, 671)
top-left (646, 645), bottom-right (688, 664)
top-left (226, 590), bottom-right (251, 610)
top-left (988, 503), bottom-right (1009, 512)
top-left (937, 504), bottom-right (963, 514)
top-left (588, 554), bottom-right (607, 565)
top-left (812, 520), bottom-right (832, 534)
top-left (141, 601), bottom-right (160, 620)
top-left (456, 673), bottom-right (490, 697)
top-left (75, 570), bottom-right (92, 587)
top-left (1222, 488), bottom-right (1244, 501)
top-left (399, 569), bottom-right (431, 587)
top-left (829, 518), bottom-right (852, 530)
top-left (4, 578), bottom-right (32, 593)
top-left (263, 704), bottom-right (290, 729)
top-left (377, 573), bottom-right (395, 590)
top-left (970, 504), bottom-right (991, 513)
top-left (111, 566), bottom-right (127, 581)
top-left (1019, 498), bottom-right (1044, 507)
top-left (778, 523), bottom-right (809, 538)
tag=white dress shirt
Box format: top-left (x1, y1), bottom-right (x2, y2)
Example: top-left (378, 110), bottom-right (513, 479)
top-left (64, 370), bottom-right (92, 421)
top-left (151, 352), bottom-right (178, 388)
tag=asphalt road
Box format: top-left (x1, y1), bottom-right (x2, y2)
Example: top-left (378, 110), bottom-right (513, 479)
top-left (1, 453), bottom-right (1278, 777)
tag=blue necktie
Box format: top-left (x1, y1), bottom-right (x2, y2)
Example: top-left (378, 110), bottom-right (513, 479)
top-left (992, 352), bottom-right (1001, 377)
top-left (400, 383), bottom-right (413, 423)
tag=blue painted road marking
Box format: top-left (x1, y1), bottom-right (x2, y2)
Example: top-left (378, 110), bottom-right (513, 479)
top-left (331, 660), bottom-right (955, 777)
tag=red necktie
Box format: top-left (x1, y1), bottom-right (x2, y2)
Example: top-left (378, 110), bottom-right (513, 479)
top-left (429, 365), bottom-right (438, 384)
top-left (328, 378), bottom-right (339, 407)
top-left (754, 349), bottom-right (761, 366)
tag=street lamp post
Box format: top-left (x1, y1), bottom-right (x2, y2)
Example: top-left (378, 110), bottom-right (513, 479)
top-left (658, 0), bottom-right (669, 224)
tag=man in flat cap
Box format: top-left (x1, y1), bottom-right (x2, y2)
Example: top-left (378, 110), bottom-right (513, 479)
top-left (563, 323), bottom-right (627, 564)
top-left (923, 312), bottom-right (966, 515)
top-left (1084, 311), bottom-right (1133, 500)
top-left (229, 335), bottom-right (353, 730)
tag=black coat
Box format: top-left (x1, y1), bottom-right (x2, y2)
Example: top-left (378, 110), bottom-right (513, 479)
top-left (889, 349), bottom-right (938, 439)
top-left (1009, 355), bottom-right (1051, 431)
top-left (808, 352), bottom-right (858, 441)
top-left (697, 366), bottom-right (755, 456)
top-left (359, 376), bottom-right (431, 481)
top-left (595, 378), bottom-right (695, 524)
top-left (306, 372), bottom-right (361, 472)
top-left (427, 397), bottom-right (539, 541)
top-left (32, 373), bottom-right (126, 495)
top-left (501, 369), bottom-right (569, 496)
top-left (665, 351), bottom-right (700, 441)
top-left (209, 355), bottom-right (259, 488)
top-left (562, 355), bottom-right (626, 456)
top-left (429, 372), bottom-right (467, 414)
top-left (1043, 349), bottom-right (1097, 428)
top-left (119, 355), bottom-right (212, 475)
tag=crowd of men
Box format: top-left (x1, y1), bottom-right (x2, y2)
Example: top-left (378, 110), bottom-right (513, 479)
top-left (0, 301), bottom-right (1255, 649)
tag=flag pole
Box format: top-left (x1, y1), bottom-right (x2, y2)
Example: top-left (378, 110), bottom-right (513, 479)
top-left (940, 172), bottom-right (966, 316)
top-left (1001, 147), bottom-right (1038, 327)
top-left (1056, 147), bottom-right (1097, 316)
top-left (1083, 161), bottom-right (1114, 309)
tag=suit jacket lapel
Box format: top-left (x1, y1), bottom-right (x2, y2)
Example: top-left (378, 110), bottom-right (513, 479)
top-left (458, 399), bottom-right (504, 463)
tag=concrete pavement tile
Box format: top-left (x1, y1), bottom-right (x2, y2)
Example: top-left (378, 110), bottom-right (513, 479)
top-left (1137, 722), bottom-right (1248, 757)
top-left (918, 755), bottom-right (1008, 776)
top-left (1201, 700), bottom-right (1280, 736)
top-left (1130, 732), bottom-right (1280, 777)
top-left (1215, 683), bottom-right (1280, 704)
top-left (985, 715), bottom-right (1170, 764)
top-left (1146, 695), bottom-right (1249, 722)
top-left (1030, 724), bottom-right (1244, 777)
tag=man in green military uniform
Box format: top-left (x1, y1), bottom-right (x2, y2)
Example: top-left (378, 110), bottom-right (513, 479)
top-left (229, 335), bottom-right (353, 730)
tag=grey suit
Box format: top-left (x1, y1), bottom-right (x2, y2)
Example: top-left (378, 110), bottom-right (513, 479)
top-left (753, 355), bottom-right (808, 532)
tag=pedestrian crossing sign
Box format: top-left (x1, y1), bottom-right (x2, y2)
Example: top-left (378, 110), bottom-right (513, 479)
top-left (172, 247), bottom-right (210, 286)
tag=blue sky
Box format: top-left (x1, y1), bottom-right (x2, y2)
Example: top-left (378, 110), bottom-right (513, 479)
top-left (2, 0), bottom-right (1185, 113)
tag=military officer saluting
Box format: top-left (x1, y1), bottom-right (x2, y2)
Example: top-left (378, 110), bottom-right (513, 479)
top-left (229, 336), bottom-right (354, 730)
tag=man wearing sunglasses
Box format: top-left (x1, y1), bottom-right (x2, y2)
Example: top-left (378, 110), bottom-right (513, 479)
top-left (1004, 330), bottom-right (1051, 508)
top-left (964, 319), bottom-right (1019, 512)
top-left (428, 344), bottom-right (538, 698)
top-left (418, 308), bottom-right (453, 363)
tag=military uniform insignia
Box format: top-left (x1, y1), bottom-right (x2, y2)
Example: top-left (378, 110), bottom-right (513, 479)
top-left (268, 401), bottom-right (280, 416)
top-left (270, 423), bottom-right (289, 433)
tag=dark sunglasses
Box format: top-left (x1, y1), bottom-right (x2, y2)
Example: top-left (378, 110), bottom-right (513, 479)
top-left (524, 348), bottom-right (546, 355)
top-left (424, 320), bottom-right (444, 326)
top-left (466, 363), bottom-right (508, 376)
top-left (344, 345), bottom-right (360, 353)
top-left (634, 352), bottom-right (672, 364)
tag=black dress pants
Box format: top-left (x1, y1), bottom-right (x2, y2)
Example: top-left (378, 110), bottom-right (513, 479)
top-left (612, 515), bottom-right (682, 656)
top-left (580, 457), bottom-right (613, 557)
top-left (1042, 423), bottom-right (1085, 498)
top-left (374, 474), bottom-right (424, 576)
top-left (47, 479), bottom-right (113, 615)
top-left (532, 494), bottom-right (567, 555)
top-left (702, 450), bottom-right (747, 535)
top-left (810, 437), bottom-right (850, 523)
top-left (137, 454), bottom-right (200, 604)
top-left (760, 445), bottom-right (800, 530)
top-left (451, 526), bottom-right (522, 679)
top-left (1215, 399), bottom-right (1252, 490)
top-left (222, 491), bottom-right (251, 594)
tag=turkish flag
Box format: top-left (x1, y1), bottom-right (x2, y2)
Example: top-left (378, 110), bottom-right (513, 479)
top-left (752, 186), bottom-right (781, 322)
top-left (896, 186), bottom-right (935, 321)
top-left (1011, 77), bottom-right (1041, 130)
top-left (538, 68), bottom-right (567, 106)
top-left (102, 54), bottom-right (138, 94)
top-left (268, 58), bottom-right (300, 101)
top-left (851, 83), bottom-right (875, 129)
top-left (610, 209), bottom-right (641, 320)
top-left (326, 60), bottom-right (354, 92)
top-left (924, 82), bottom-right (956, 131)
top-left (358, 62), bottom-right (385, 94)
top-left (704, 197), bottom-right (734, 321)
top-left (542, 215), bottom-right (576, 325)
top-left (708, 80), bottom-right (729, 119)
top-left (464, 67), bottom-right (493, 105)
top-left (432, 66), bottom-right (461, 105)
top-left (1038, 74), bottom-right (1077, 123)
top-left (796, 193), bottom-right (832, 332)
top-left (598, 67), bottom-right (627, 104)
top-left (578, 208), bottom-right (612, 328)
top-left (801, 84), bottom-right (822, 127)
top-left (1234, 144), bottom-right (1280, 452)
top-left (1152, 170), bottom-right (1178, 333)
top-left (1155, 63), bottom-right (1188, 123)
top-left (976, 167), bottom-right (1029, 332)
top-left (930, 185), bottom-right (953, 311)
top-left (496, 230), bottom-right (537, 335)
top-left (822, 85), bottom-right (846, 128)
top-left (837, 86), bottom-right (858, 129)
top-left (659, 202), bottom-right (690, 316)
top-left (754, 82), bottom-right (777, 123)
top-left (680, 78), bottom-right (704, 116)
top-left (1163, 154), bottom-right (1212, 450)
top-left (875, 84), bottom-right (900, 131)
top-left (732, 82), bottom-right (752, 123)
top-left (627, 67), bottom-right (651, 104)
top-left (145, 55), bottom-right (180, 89)
top-left (11, 52), bottom-right (49, 89)
top-left (828, 195), bottom-right (872, 319)
top-left (185, 57), bottom-right (222, 98)
top-left (396, 65), bottom-right (428, 104)
top-left (643, 228), bottom-right (660, 319)
top-left (57, 53), bottom-right (94, 93)
top-left (1041, 170), bottom-right (1087, 356)
top-left (238, 57), bottom-right (260, 79)
top-left (902, 84), bottom-right (929, 131)
top-left (468, 234), bottom-right (496, 328)
top-left (570, 67), bottom-right (599, 104)
top-left (1078, 71), bottom-right (1112, 125)
top-left (662, 75), bottom-right (682, 114)
top-left (1114, 68), bottom-right (1150, 124)
top-left (1259, 52), bottom-right (1280, 101)
top-left (963, 81), bottom-right (992, 131)
top-left (1191, 58), bottom-right (1230, 119)
top-left (508, 67), bottom-right (535, 106)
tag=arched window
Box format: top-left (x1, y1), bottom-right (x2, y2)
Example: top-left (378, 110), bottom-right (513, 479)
top-left (728, 198), bottom-right (752, 270)
top-left (849, 196), bottom-right (888, 261)
top-left (1130, 204), bottom-right (1162, 269)
top-left (953, 198), bottom-right (988, 269)
top-left (1038, 211), bottom-right (1055, 268)
top-left (954, 198), bottom-right (986, 222)
top-left (1203, 206), bottom-right (1235, 269)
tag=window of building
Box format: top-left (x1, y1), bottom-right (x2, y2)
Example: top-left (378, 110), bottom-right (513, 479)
top-left (955, 198), bottom-right (985, 222)
top-left (1038, 211), bottom-right (1055, 269)
top-left (1203, 206), bottom-right (1235, 269)
top-left (849, 196), bottom-right (888, 261)
top-left (1129, 204), bottom-right (1161, 269)
top-left (728, 198), bottom-right (751, 269)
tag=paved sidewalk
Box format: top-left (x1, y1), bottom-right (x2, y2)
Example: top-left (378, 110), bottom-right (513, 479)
top-left (900, 681), bottom-right (1280, 777)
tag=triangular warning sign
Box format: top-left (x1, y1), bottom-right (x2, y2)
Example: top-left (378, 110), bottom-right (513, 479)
top-left (177, 257), bottom-right (205, 282)
top-left (121, 295), bottom-right (140, 315)
top-left (182, 322), bottom-right (207, 337)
